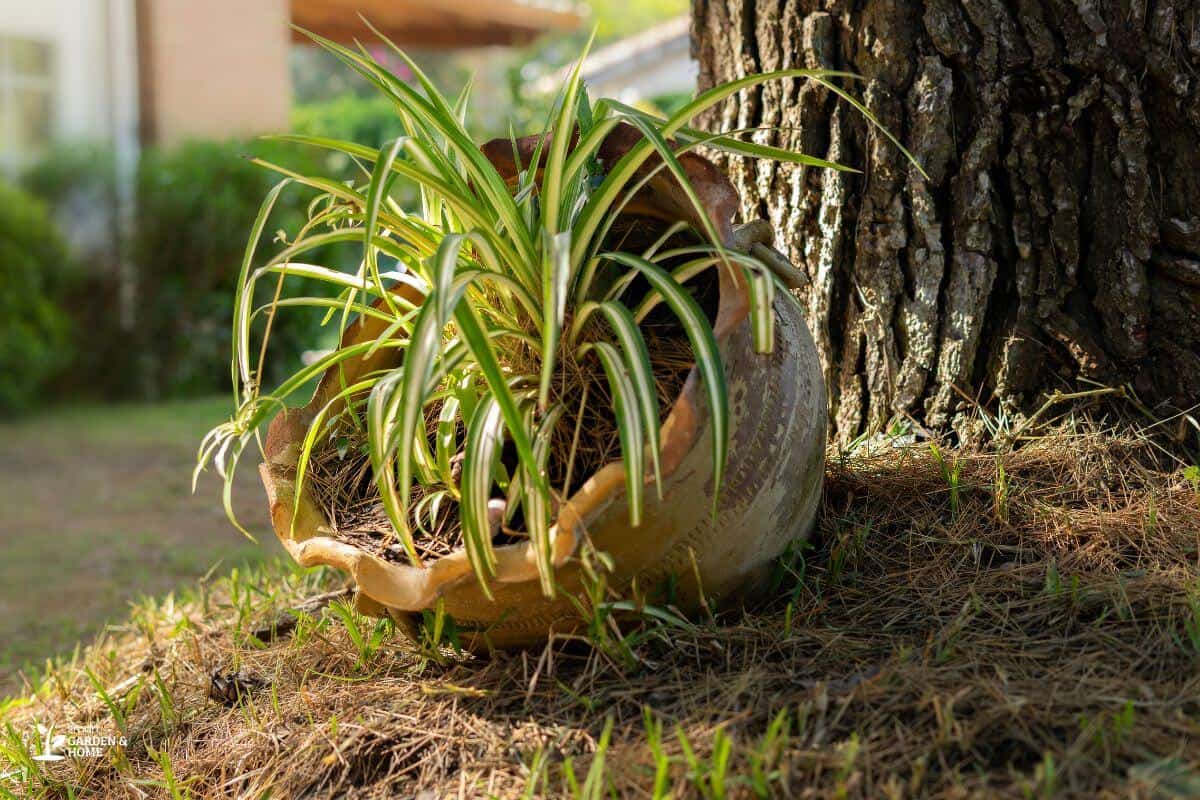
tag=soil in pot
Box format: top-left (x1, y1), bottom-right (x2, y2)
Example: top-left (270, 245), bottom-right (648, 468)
top-left (305, 217), bottom-right (720, 568)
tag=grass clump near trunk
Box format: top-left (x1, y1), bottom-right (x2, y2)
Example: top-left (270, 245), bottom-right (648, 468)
top-left (6, 420), bottom-right (1200, 797)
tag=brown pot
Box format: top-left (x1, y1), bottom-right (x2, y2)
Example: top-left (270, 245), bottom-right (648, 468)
top-left (259, 130), bottom-right (827, 648)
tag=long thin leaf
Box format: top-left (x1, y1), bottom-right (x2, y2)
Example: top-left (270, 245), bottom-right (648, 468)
top-left (743, 262), bottom-right (777, 354)
top-left (233, 179), bottom-right (290, 404)
top-left (522, 403), bottom-right (565, 596)
top-left (541, 32), bottom-right (594, 234)
top-left (299, 28), bottom-right (538, 277)
top-left (389, 235), bottom-right (470, 545)
top-left (589, 301), bottom-right (663, 495)
top-left (537, 231), bottom-right (571, 410)
top-left (460, 396), bottom-right (506, 589)
top-left (601, 253), bottom-right (729, 512)
top-left (580, 341), bottom-right (645, 526)
top-left (367, 368), bottom-right (420, 562)
top-left (363, 136), bottom-right (409, 316)
top-left (572, 68), bottom-right (899, 266)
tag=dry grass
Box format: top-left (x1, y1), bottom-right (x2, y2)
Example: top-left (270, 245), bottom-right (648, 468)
top-left (3, 423), bottom-right (1199, 798)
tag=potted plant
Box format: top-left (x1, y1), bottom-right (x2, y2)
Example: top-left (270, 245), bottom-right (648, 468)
top-left (199, 30), bottom-right (908, 648)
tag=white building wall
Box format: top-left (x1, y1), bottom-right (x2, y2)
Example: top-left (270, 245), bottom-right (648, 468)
top-left (0, 0), bottom-right (138, 167)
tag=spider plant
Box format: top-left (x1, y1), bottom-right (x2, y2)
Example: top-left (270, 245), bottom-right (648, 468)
top-left (198, 26), bottom-right (914, 597)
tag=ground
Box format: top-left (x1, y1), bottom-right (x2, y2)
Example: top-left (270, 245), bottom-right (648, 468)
top-left (0, 398), bottom-right (275, 690)
top-left (1, 419), bottom-right (1199, 798)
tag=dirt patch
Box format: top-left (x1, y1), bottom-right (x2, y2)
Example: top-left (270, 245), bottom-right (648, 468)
top-left (0, 399), bottom-right (274, 692)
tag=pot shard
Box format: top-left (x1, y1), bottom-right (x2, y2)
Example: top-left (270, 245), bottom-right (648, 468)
top-left (259, 134), bottom-right (827, 649)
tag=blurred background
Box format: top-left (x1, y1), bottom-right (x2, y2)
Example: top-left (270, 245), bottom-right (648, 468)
top-left (0, 0), bottom-right (691, 689)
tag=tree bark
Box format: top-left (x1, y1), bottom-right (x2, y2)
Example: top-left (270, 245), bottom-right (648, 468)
top-left (692, 0), bottom-right (1200, 441)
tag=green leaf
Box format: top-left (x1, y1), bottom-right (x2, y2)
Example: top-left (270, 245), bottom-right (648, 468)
top-left (743, 262), bottom-right (777, 354)
top-left (293, 378), bottom-right (377, 533)
top-left (522, 403), bottom-right (565, 597)
top-left (601, 252), bottom-right (729, 512)
top-left (572, 68), bottom-right (913, 266)
top-left (589, 301), bottom-right (663, 496)
top-left (461, 396), bottom-right (506, 589)
top-left (580, 341), bottom-right (645, 527)
top-left (299, 28), bottom-right (538, 273)
top-left (367, 368), bottom-right (420, 562)
top-left (541, 32), bottom-right (594, 234)
top-left (387, 235), bottom-right (471, 548)
top-left (616, 113), bottom-right (728, 260)
top-left (363, 136), bottom-right (409, 316)
top-left (602, 100), bottom-right (855, 172)
top-left (435, 394), bottom-right (462, 496)
top-left (453, 303), bottom-right (543, 500)
top-left (232, 178), bottom-right (290, 404)
top-left (538, 231), bottom-right (572, 411)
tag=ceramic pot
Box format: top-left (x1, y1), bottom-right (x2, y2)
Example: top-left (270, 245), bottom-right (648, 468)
top-left (259, 130), bottom-right (827, 648)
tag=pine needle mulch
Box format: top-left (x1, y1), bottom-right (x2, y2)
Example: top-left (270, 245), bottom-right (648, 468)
top-left (2, 424), bottom-right (1199, 798)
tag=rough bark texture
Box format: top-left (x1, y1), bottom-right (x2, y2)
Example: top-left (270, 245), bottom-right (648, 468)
top-left (692, 0), bottom-right (1200, 441)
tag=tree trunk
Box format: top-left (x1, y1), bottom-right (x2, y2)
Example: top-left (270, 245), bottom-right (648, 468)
top-left (692, 0), bottom-right (1200, 442)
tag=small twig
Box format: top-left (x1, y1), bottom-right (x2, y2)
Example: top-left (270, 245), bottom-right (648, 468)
top-left (250, 588), bottom-right (353, 643)
top-left (561, 382), bottom-right (589, 496)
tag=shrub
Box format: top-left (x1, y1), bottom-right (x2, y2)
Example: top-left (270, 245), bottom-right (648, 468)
top-left (23, 139), bottom-right (357, 402)
top-left (292, 94), bottom-right (402, 149)
top-left (0, 180), bottom-right (74, 413)
top-left (132, 139), bottom-right (351, 398)
top-left (21, 141), bottom-right (119, 260)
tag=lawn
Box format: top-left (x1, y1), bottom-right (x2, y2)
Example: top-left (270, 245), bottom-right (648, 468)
top-left (0, 397), bottom-right (276, 690)
top-left (2, 422), bottom-right (1198, 797)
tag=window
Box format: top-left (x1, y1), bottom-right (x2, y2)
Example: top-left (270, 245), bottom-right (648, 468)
top-left (0, 36), bottom-right (54, 173)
